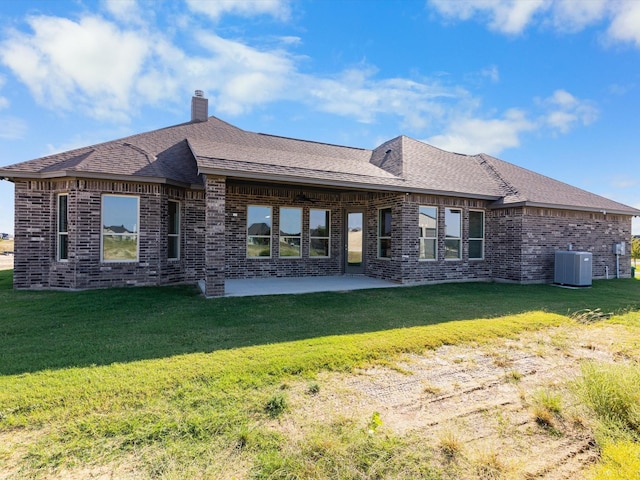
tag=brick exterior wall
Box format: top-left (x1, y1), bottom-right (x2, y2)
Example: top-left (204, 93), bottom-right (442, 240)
top-left (489, 206), bottom-right (633, 283)
top-left (12, 177), bottom-right (634, 296)
top-left (204, 176), bottom-right (225, 297)
top-left (225, 183), bottom-right (346, 279)
top-left (13, 178), bottom-right (205, 290)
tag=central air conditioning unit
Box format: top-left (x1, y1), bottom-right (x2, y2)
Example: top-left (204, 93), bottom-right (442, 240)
top-left (554, 251), bottom-right (592, 287)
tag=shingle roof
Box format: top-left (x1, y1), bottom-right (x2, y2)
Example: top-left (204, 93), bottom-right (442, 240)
top-left (1, 115), bottom-right (638, 215)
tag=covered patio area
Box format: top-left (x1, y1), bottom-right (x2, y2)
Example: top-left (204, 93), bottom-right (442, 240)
top-left (222, 275), bottom-right (401, 297)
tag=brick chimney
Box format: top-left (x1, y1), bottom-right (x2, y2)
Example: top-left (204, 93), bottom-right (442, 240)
top-left (191, 90), bottom-right (208, 122)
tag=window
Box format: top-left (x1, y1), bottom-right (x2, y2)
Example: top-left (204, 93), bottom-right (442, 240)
top-left (101, 195), bottom-right (139, 262)
top-left (247, 206), bottom-right (272, 257)
top-left (445, 208), bottom-right (461, 259)
top-left (469, 210), bottom-right (485, 260)
top-left (418, 206), bottom-right (438, 260)
top-left (168, 200), bottom-right (180, 260)
top-left (280, 207), bottom-right (302, 257)
top-left (310, 209), bottom-right (330, 257)
top-left (57, 194), bottom-right (68, 261)
top-left (378, 207), bottom-right (392, 259)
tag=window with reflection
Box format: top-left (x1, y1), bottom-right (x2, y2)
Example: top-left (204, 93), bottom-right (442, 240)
top-left (102, 195), bottom-right (139, 262)
top-left (247, 206), bottom-right (272, 257)
top-left (309, 209), bottom-right (330, 257)
top-left (419, 206), bottom-right (437, 260)
top-left (378, 207), bottom-right (392, 259)
top-left (445, 208), bottom-right (461, 259)
top-left (57, 194), bottom-right (69, 261)
top-left (279, 207), bottom-right (302, 257)
top-left (469, 210), bottom-right (484, 260)
top-left (168, 200), bottom-right (180, 260)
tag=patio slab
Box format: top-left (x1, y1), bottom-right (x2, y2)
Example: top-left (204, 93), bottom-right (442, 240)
top-left (223, 275), bottom-right (401, 297)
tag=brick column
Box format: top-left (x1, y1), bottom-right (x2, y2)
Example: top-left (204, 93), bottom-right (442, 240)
top-left (204, 175), bottom-right (226, 297)
top-left (13, 180), bottom-right (53, 289)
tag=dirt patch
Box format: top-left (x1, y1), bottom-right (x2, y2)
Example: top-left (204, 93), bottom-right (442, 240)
top-left (279, 322), bottom-right (639, 479)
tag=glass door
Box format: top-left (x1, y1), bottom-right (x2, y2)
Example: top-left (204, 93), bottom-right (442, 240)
top-left (345, 211), bottom-right (365, 274)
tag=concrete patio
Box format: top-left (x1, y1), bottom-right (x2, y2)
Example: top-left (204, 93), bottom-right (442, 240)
top-left (222, 275), bottom-right (401, 297)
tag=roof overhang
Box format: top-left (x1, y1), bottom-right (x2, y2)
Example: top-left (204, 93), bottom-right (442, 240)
top-left (490, 200), bottom-right (640, 216)
top-left (0, 170), bottom-right (204, 190)
top-left (198, 166), bottom-right (501, 201)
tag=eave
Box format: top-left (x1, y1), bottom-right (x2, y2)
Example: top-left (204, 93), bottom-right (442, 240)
top-left (197, 166), bottom-right (501, 201)
top-left (0, 170), bottom-right (204, 190)
top-left (490, 200), bottom-right (640, 217)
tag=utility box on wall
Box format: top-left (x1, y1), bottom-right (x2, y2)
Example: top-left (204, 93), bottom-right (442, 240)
top-left (554, 251), bottom-right (592, 287)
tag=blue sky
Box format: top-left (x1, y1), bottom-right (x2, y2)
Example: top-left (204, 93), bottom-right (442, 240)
top-left (0, 0), bottom-right (639, 235)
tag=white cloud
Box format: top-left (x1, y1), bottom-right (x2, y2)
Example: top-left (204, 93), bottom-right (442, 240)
top-left (550, 0), bottom-right (607, 32)
top-left (0, 15), bottom-right (150, 121)
top-left (0, 75), bottom-right (7, 109)
top-left (103, 0), bottom-right (143, 23)
top-left (428, 0), bottom-right (640, 48)
top-left (185, 0), bottom-right (291, 21)
top-left (607, 1), bottom-right (640, 47)
top-left (0, 116), bottom-right (28, 140)
top-left (426, 108), bottom-right (535, 155)
top-left (303, 68), bottom-right (465, 131)
top-left (481, 65), bottom-right (500, 83)
top-left (428, 0), bottom-right (549, 34)
top-left (540, 89), bottom-right (598, 134)
top-left (188, 31), bottom-right (297, 115)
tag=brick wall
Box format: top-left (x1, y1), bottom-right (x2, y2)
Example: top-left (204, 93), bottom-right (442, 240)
top-left (489, 206), bottom-right (633, 282)
top-left (13, 178), bottom-right (205, 290)
top-left (13, 177), bottom-right (634, 294)
top-left (205, 176), bottom-right (225, 297)
top-left (367, 193), bottom-right (493, 284)
top-left (225, 182), bottom-right (345, 279)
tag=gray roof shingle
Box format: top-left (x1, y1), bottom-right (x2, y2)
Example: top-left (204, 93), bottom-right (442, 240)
top-left (1, 115), bottom-right (638, 215)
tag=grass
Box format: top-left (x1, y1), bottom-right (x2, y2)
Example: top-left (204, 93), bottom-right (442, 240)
top-left (0, 270), bottom-right (639, 478)
top-left (576, 359), bottom-right (640, 479)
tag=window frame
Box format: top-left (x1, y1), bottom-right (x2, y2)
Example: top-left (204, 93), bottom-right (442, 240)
top-left (469, 210), bottom-right (485, 260)
top-left (101, 194), bottom-right (140, 263)
top-left (279, 207), bottom-right (302, 258)
top-left (309, 208), bottom-right (331, 258)
top-left (418, 205), bottom-right (437, 261)
top-left (168, 200), bottom-right (180, 260)
top-left (444, 207), bottom-right (462, 260)
top-left (378, 207), bottom-right (392, 260)
top-left (57, 193), bottom-right (69, 262)
top-left (247, 205), bottom-right (272, 258)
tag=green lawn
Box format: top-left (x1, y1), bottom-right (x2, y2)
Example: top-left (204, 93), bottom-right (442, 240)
top-left (1, 270), bottom-right (639, 478)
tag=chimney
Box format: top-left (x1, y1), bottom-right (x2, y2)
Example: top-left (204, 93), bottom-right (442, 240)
top-left (191, 90), bottom-right (208, 122)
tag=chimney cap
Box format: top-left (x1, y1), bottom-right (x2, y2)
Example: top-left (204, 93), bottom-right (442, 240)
top-left (194, 89), bottom-right (204, 98)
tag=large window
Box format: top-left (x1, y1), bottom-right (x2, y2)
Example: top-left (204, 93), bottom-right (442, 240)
top-left (469, 210), bottom-right (485, 260)
top-left (102, 195), bottom-right (139, 262)
top-left (279, 207), bottom-right (302, 257)
top-left (378, 207), bottom-right (392, 259)
top-left (419, 206), bottom-right (437, 260)
top-left (57, 194), bottom-right (68, 261)
top-left (445, 208), bottom-right (461, 259)
top-left (247, 205), bottom-right (272, 257)
top-left (310, 209), bottom-right (330, 257)
top-left (168, 200), bottom-right (180, 260)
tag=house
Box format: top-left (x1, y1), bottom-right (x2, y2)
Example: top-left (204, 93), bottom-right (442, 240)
top-left (1, 91), bottom-right (638, 297)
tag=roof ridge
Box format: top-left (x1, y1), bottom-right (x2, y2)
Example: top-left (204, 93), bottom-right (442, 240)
top-left (122, 142), bottom-right (157, 163)
top-left (476, 154), bottom-right (519, 197)
top-left (255, 132), bottom-right (369, 152)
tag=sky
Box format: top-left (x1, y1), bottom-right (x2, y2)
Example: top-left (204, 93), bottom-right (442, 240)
top-left (0, 0), bottom-right (639, 235)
